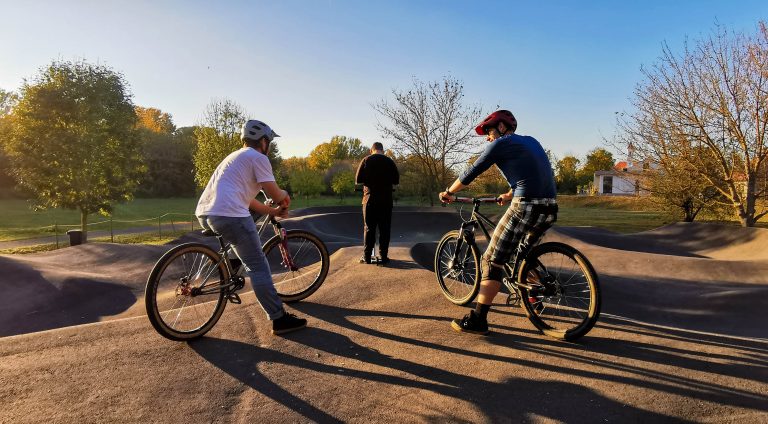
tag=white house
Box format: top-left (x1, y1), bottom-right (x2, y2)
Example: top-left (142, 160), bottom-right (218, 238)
top-left (593, 145), bottom-right (655, 196)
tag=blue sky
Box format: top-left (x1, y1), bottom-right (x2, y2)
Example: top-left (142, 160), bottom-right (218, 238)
top-left (1, 1), bottom-right (766, 161)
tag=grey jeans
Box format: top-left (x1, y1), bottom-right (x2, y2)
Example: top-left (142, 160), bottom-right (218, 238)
top-left (198, 215), bottom-right (284, 320)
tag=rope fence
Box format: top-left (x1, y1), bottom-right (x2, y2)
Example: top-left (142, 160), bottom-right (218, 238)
top-left (2, 213), bottom-right (199, 247)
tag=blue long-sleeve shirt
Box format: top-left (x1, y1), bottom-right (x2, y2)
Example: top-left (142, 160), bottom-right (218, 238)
top-left (460, 134), bottom-right (556, 199)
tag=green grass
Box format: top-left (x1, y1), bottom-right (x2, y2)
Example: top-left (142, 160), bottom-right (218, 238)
top-left (0, 229), bottom-right (190, 254)
top-left (1, 193), bottom-right (762, 242)
top-left (0, 195), bottom-right (428, 241)
top-left (0, 198), bottom-right (199, 241)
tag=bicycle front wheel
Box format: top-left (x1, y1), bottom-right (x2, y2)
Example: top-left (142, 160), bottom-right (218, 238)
top-left (518, 242), bottom-right (601, 341)
top-left (263, 230), bottom-right (330, 302)
top-left (434, 231), bottom-right (481, 305)
top-left (145, 242), bottom-right (229, 341)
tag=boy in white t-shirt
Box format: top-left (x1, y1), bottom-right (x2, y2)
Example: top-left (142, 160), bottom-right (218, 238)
top-left (196, 119), bottom-right (306, 335)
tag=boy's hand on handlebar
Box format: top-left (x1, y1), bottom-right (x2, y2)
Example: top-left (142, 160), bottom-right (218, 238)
top-left (497, 192), bottom-right (512, 206)
top-left (279, 192), bottom-right (291, 208)
top-left (270, 204), bottom-right (289, 219)
top-left (439, 191), bottom-right (455, 204)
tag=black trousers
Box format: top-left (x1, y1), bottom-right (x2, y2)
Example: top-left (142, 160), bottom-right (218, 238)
top-left (363, 201), bottom-right (393, 258)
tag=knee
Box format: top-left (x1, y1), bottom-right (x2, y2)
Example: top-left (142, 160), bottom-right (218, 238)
top-left (480, 256), bottom-right (506, 282)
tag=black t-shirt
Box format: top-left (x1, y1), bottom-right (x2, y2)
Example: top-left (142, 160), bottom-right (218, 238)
top-left (355, 153), bottom-right (400, 204)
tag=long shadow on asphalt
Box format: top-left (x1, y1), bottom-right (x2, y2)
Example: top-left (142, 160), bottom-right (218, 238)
top-left (291, 302), bottom-right (767, 415)
top-left (189, 327), bottom-right (685, 423)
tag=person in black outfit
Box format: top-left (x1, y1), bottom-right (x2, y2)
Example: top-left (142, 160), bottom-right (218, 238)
top-left (355, 142), bottom-right (400, 264)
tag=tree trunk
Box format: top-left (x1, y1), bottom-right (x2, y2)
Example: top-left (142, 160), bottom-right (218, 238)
top-left (80, 208), bottom-right (88, 241)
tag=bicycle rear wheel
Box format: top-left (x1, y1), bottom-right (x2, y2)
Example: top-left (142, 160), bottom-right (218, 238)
top-left (518, 242), bottom-right (601, 341)
top-left (434, 231), bottom-right (481, 305)
top-left (263, 230), bottom-right (330, 302)
top-left (145, 242), bottom-right (229, 341)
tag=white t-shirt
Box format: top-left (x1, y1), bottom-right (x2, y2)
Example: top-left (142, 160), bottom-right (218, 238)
top-left (195, 147), bottom-right (276, 218)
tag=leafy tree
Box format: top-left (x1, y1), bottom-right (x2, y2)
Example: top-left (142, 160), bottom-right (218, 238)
top-left (331, 169), bottom-right (355, 200)
top-left (135, 106), bottom-right (174, 134)
top-left (193, 99), bottom-right (247, 188)
top-left (4, 60), bottom-right (144, 236)
top-left (289, 167), bottom-right (324, 202)
top-left (267, 141), bottom-right (283, 175)
top-left (307, 135), bottom-right (368, 171)
top-left (556, 155), bottom-right (581, 194)
top-left (374, 76), bottom-right (483, 205)
top-left (0, 88), bottom-right (18, 116)
top-left (577, 148), bottom-right (614, 188)
top-left (135, 107), bottom-right (197, 197)
top-left (465, 155), bottom-right (507, 195)
top-left (615, 22), bottom-right (768, 226)
top-left (0, 88), bottom-right (19, 197)
top-left (276, 156), bottom-right (309, 193)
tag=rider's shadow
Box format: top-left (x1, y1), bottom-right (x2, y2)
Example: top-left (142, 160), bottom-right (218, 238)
top-left (294, 302), bottom-right (767, 416)
top-left (189, 327), bottom-right (680, 423)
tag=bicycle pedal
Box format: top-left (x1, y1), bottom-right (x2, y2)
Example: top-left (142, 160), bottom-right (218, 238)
top-left (506, 292), bottom-right (520, 307)
top-left (226, 292), bottom-right (242, 304)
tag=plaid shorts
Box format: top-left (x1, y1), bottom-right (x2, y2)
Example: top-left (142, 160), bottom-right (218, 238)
top-left (481, 198), bottom-right (558, 282)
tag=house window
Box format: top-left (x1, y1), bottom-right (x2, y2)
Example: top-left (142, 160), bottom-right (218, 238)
top-left (602, 176), bottom-right (613, 194)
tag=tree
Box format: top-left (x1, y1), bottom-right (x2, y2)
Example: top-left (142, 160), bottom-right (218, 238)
top-left (135, 107), bottom-right (196, 197)
top-left (373, 76), bottom-right (483, 205)
top-left (615, 22), bottom-right (768, 227)
top-left (193, 99), bottom-right (248, 188)
top-left (4, 60), bottom-right (144, 236)
top-left (331, 169), bottom-right (355, 201)
top-left (307, 135), bottom-right (368, 170)
top-left (465, 155), bottom-right (507, 195)
top-left (0, 88), bottom-right (19, 197)
top-left (290, 168), bottom-right (324, 202)
top-left (307, 135), bottom-right (367, 193)
top-left (556, 155), bottom-right (581, 194)
top-left (577, 148), bottom-right (614, 188)
top-left (641, 154), bottom-right (725, 222)
top-left (135, 106), bottom-right (174, 134)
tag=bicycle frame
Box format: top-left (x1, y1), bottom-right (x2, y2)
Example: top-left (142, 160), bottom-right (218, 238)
top-left (448, 197), bottom-right (544, 296)
top-left (195, 193), bottom-right (296, 297)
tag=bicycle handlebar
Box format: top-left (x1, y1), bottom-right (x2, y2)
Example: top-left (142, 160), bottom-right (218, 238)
top-left (440, 196), bottom-right (501, 207)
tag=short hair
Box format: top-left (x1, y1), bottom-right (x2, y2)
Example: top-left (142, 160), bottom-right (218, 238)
top-left (372, 142), bottom-right (384, 151)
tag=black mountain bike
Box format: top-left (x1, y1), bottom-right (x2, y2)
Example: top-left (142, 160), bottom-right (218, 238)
top-left (434, 197), bottom-right (601, 341)
top-left (145, 208), bottom-right (329, 341)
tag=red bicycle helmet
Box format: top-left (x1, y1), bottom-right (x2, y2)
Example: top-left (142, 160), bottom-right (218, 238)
top-left (475, 110), bottom-right (517, 135)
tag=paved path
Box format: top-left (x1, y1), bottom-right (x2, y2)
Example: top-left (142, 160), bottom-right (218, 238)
top-left (0, 209), bottom-right (766, 423)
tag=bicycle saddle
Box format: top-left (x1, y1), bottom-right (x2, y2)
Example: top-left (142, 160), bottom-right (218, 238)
top-left (201, 229), bottom-right (219, 237)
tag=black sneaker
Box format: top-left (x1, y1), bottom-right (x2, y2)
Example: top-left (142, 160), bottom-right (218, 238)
top-left (359, 255), bottom-right (371, 264)
top-left (272, 312), bottom-right (307, 335)
top-left (379, 257), bottom-right (390, 265)
top-left (451, 310), bottom-right (489, 335)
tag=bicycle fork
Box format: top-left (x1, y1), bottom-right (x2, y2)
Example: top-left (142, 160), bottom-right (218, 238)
top-left (275, 226), bottom-right (299, 271)
top-left (447, 222), bottom-right (476, 275)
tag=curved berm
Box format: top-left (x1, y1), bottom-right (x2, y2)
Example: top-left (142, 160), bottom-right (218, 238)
top-left (0, 208), bottom-right (766, 423)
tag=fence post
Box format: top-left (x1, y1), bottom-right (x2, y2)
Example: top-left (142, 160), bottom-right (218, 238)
top-left (171, 218), bottom-right (175, 233)
top-left (110, 217), bottom-right (114, 243)
top-left (191, 214), bottom-right (194, 232)
top-left (158, 216), bottom-right (162, 237)
top-left (54, 223), bottom-right (59, 249)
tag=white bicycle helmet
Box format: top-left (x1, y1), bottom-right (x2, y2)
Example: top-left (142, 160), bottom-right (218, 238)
top-left (241, 119), bottom-right (280, 142)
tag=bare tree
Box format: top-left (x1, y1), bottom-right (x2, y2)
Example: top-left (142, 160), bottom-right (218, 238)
top-left (640, 154), bottom-right (725, 222)
top-left (614, 22), bottom-right (768, 226)
top-left (373, 77), bottom-right (483, 205)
